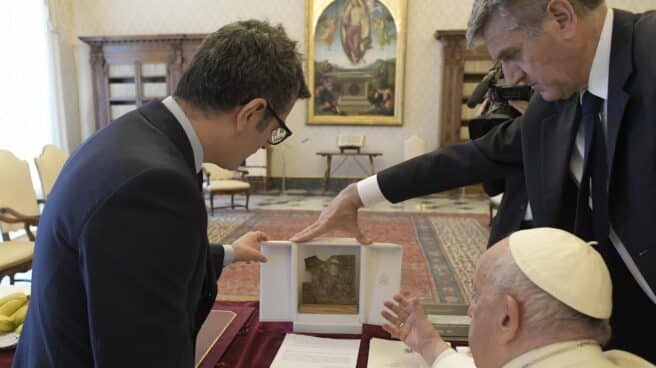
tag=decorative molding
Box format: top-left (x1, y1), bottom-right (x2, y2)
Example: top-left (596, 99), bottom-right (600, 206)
top-left (79, 34), bottom-right (207, 44)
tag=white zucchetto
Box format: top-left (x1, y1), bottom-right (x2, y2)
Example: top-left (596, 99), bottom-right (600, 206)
top-left (509, 227), bottom-right (612, 319)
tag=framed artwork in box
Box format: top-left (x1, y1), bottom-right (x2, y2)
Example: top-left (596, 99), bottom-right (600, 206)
top-left (259, 238), bottom-right (402, 334)
top-left (307, 0), bottom-right (407, 125)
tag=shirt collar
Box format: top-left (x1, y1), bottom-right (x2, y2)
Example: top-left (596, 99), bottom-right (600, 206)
top-left (587, 8), bottom-right (613, 100)
top-left (162, 96), bottom-right (203, 173)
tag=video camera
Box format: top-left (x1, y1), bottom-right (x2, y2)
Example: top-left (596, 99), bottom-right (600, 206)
top-left (466, 61), bottom-right (533, 139)
top-left (466, 62), bottom-right (533, 197)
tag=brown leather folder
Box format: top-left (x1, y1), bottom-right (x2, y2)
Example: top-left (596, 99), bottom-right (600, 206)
top-left (194, 310), bottom-right (236, 367)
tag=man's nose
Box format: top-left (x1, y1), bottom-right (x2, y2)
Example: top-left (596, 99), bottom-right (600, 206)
top-left (501, 62), bottom-right (525, 87)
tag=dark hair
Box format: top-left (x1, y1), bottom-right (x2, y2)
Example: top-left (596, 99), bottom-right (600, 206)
top-left (174, 20), bottom-right (311, 116)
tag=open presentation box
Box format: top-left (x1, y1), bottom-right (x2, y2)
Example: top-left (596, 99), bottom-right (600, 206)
top-left (260, 238), bottom-right (403, 334)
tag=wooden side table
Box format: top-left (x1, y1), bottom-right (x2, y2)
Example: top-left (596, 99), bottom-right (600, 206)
top-left (316, 151), bottom-right (382, 192)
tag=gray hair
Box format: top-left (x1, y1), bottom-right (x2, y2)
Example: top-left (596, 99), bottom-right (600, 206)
top-left (466, 0), bottom-right (605, 48)
top-left (481, 244), bottom-right (611, 345)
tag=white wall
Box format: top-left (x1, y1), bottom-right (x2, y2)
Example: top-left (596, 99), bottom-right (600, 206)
top-left (47, 0), bottom-right (80, 153)
top-left (71, 0), bottom-right (656, 178)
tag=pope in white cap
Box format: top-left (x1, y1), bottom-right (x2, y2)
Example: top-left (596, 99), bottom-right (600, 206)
top-left (381, 228), bottom-right (654, 368)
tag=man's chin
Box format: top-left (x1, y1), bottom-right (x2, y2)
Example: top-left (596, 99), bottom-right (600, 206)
top-left (536, 88), bottom-right (554, 101)
top-left (538, 88), bottom-right (576, 102)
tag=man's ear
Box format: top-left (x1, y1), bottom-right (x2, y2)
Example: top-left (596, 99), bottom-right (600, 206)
top-left (546, 0), bottom-right (578, 39)
top-left (499, 294), bottom-right (521, 344)
top-left (235, 98), bottom-right (267, 133)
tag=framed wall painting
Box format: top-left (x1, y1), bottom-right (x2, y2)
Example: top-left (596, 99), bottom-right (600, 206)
top-left (306, 0), bottom-right (407, 125)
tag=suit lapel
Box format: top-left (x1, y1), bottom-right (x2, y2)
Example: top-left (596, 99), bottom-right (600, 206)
top-left (607, 10), bottom-right (635, 180)
top-left (139, 100), bottom-right (213, 334)
top-left (137, 100), bottom-right (197, 175)
top-left (540, 97), bottom-right (579, 223)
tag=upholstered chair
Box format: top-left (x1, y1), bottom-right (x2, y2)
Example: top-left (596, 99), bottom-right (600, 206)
top-left (0, 150), bottom-right (39, 284)
top-left (201, 163), bottom-right (251, 214)
top-left (34, 144), bottom-right (68, 202)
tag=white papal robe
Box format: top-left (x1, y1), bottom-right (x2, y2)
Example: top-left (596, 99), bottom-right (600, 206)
top-left (432, 340), bottom-right (654, 368)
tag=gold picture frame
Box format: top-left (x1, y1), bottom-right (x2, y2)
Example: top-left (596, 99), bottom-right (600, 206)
top-left (307, 0), bottom-right (407, 125)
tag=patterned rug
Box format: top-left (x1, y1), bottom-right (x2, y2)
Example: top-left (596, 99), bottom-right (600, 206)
top-left (209, 210), bottom-right (489, 305)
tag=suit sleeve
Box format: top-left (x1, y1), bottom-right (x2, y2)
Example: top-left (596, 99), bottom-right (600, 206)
top-left (482, 179), bottom-right (506, 197)
top-left (78, 169), bottom-right (209, 367)
top-left (378, 117), bottom-right (524, 203)
top-left (209, 243), bottom-right (225, 280)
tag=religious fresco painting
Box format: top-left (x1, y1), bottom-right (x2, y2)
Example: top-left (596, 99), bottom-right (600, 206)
top-left (307, 0), bottom-right (407, 125)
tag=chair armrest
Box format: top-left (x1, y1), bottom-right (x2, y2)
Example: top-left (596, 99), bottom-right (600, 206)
top-left (235, 168), bottom-right (249, 179)
top-left (0, 208), bottom-right (39, 226)
top-left (488, 194), bottom-right (503, 209)
top-left (202, 167), bottom-right (210, 187)
top-left (0, 207), bottom-right (39, 241)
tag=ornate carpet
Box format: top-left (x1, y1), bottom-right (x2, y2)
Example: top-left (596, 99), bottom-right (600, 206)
top-left (209, 210), bottom-right (489, 305)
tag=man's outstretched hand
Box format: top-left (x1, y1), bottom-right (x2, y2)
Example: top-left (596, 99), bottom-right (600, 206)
top-left (290, 184), bottom-right (372, 244)
top-left (232, 230), bottom-right (269, 263)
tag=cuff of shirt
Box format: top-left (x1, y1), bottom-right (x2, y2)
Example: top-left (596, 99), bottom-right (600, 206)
top-left (432, 349), bottom-right (475, 368)
top-left (356, 175), bottom-right (387, 207)
top-left (222, 244), bottom-right (234, 267)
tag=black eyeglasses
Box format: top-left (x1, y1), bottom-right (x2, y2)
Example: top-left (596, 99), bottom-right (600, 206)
top-left (266, 104), bottom-right (292, 145)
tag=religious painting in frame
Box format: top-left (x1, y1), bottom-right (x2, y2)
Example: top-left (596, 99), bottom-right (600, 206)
top-left (307, 0), bottom-right (407, 125)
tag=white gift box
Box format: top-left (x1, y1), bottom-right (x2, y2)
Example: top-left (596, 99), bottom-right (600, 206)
top-left (260, 238), bottom-right (403, 334)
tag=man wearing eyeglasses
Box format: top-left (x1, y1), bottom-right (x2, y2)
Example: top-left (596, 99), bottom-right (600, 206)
top-left (14, 20), bottom-right (309, 368)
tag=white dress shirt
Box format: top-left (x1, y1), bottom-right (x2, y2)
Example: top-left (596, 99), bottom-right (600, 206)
top-left (162, 96), bottom-right (234, 266)
top-left (357, 8), bottom-right (654, 303)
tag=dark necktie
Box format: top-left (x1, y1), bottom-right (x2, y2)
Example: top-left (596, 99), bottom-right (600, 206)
top-left (574, 92), bottom-right (609, 249)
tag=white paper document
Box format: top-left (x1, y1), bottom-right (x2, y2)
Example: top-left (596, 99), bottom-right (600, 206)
top-left (367, 338), bottom-right (429, 368)
top-left (270, 333), bottom-right (361, 368)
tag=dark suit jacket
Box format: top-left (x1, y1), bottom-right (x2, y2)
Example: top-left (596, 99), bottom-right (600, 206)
top-left (469, 116), bottom-right (529, 246)
top-left (13, 101), bottom-right (224, 367)
top-left (487, 174), bottom-right (528, 246)
top-left (377, 9), bottom-right (655, 291)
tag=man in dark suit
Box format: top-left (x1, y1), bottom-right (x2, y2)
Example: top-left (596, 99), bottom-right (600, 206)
top-left (293, 0), bottom-right (655, 361)
top-left (470, 100), bottom-right (532, 246)
top-left (14, 20), bottom-right (310, 367)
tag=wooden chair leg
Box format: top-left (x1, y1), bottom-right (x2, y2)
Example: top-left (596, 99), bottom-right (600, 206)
top-left (245, 192), bottom-right (250, 211)
top-left (9, 274), bottom-right (14, 285)
top-left (210, 193), bottom-right (215, 215)
top-left (231, 194), bottom-right (235, 209)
